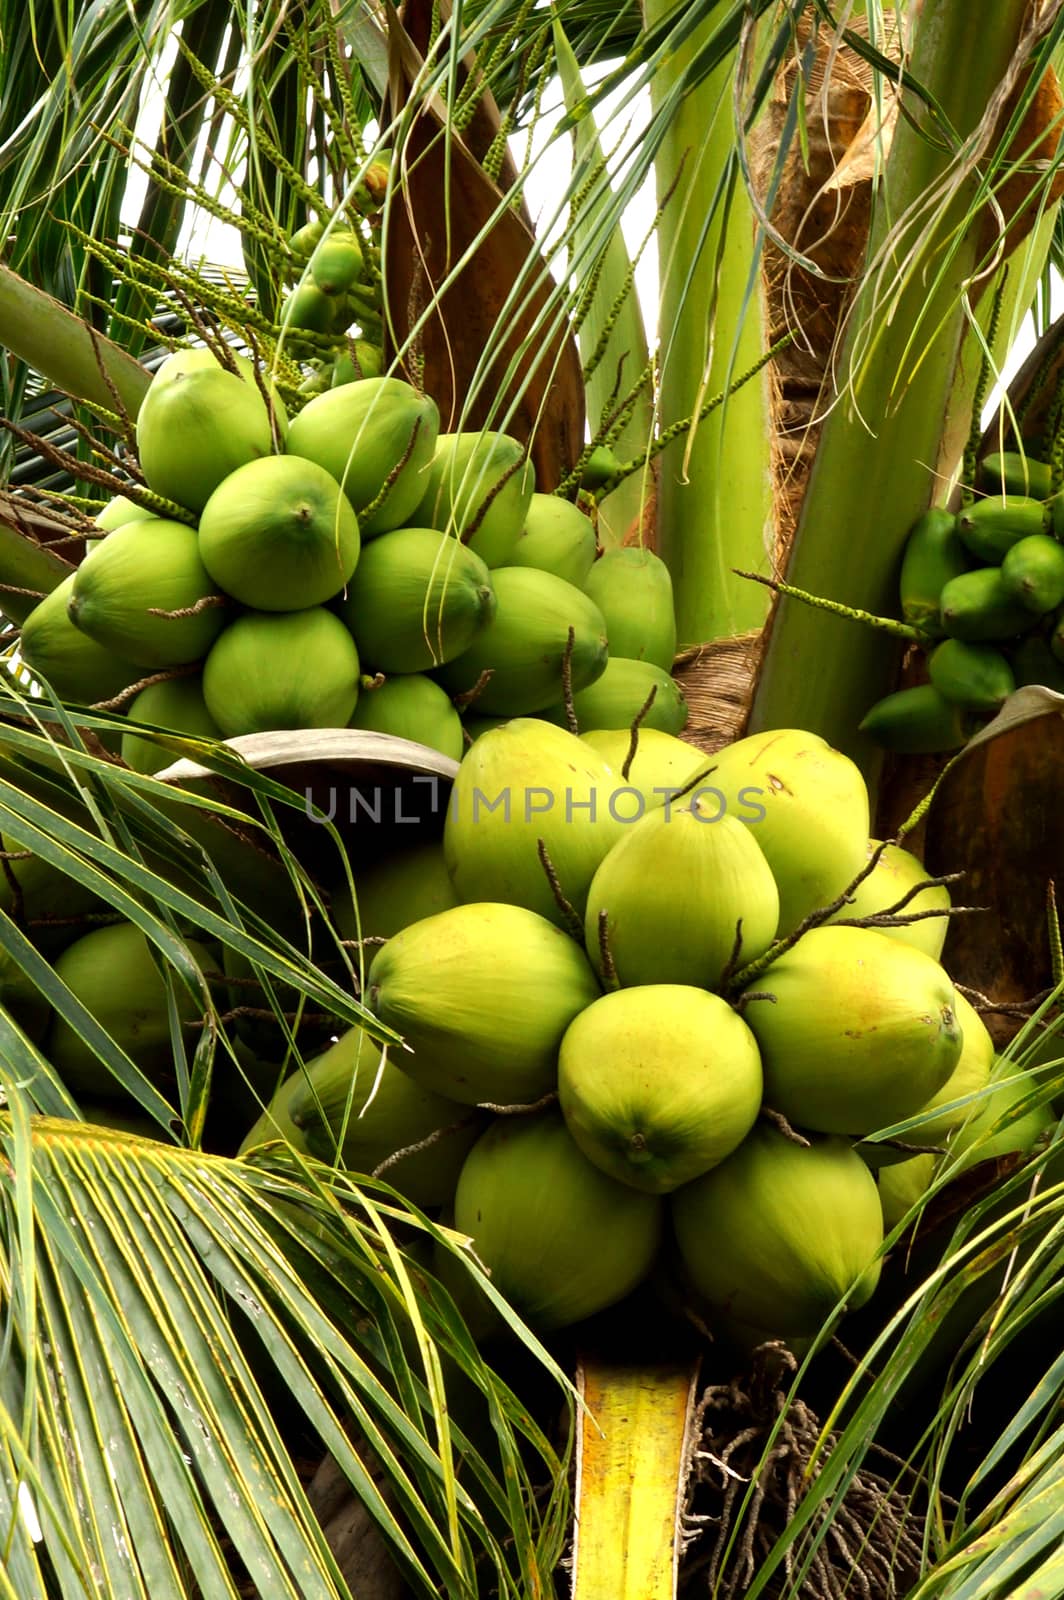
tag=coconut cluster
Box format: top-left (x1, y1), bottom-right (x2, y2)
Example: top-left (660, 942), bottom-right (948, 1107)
top-left (244, 720), bottom-right (1010, 1346)
top-left (18, 348), bottom-right (686, 771)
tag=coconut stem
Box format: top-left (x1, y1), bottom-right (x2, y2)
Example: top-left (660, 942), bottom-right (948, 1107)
top-left (536, 838), bottom-right (584, 943)
top-left (562, 626), bottom-right (578, 735)
top-left (475, 1090), bottom-right (559, 1116)
top-left (732, 570), bottom-right (931, 643)
top-left (460, 448), bottom-right (528, 549)
top-left (452, 668), bottom-right (494, 712)
top-left (1048, 881), bottom-right (1063, 987)
top-left (371, 1114), bottom-right (482, 1178)
top-left (618, 685), bottom-right (658, 784)
top-left (146, 595), bottom-right (228, 620)
top-left (357, 416), bottom-right (422, 525)
top-left (91, 661), bottom-right (200, 711)
top-left (596, 909), bottom-right (619, 991)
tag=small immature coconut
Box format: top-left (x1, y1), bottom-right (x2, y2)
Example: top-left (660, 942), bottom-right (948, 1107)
top-left (336, 526), bottom-right (495, 672)
top-left (877, 1155), bottom-right (937, 1231)
top-left (68, 519), bottom-right (226, 669)
top-left (197, 454), bottom-right (360, 611)
top-left (509, 494), bottom-right (597, 587)
top-left (543, 657), bottom-right (688, 736)
top-left (135, 360), bottom-right (275, 513)
top-left (742, 926), bottom-right (963, 1136)
top-left (240, 1027), bottom-right (481, 1210)
top-left (444, 719), bottom-right (626, 927)
top-left (347, 674), bottom-right (464, 762)
top-left (827, 839), bottom-right (952, 960)
top-left (671, 1124), bottom-right (884, 1337)
top-left (580, 727), bottom-right (712, 809)
top-left (434, 567), bottom-right (609, 715)
top-left (121, 676), bottom-right (222, 774)
top-left (19, 575), bottom-right (140, 704)
top-left (558, 985), bottom-right (763, 1192)
top-left (412, 431), bottom-right (535, 568)
top-left (330, 839), bottom-right (460, 944)
top-left (707, 728), bottom-right (870, 936)
top-left (453, 1110), bottom-right (663, 1330)
top-left (583, 547), bottom-right (677, 670)
top-left (367, 901), bottom-right (601, 1105)
top-left (94, 494), bottom-right (159, 533)
top-left (202, 608), bottom-right (360, 735)
top-left (584, 797), bottom-right (779, 989)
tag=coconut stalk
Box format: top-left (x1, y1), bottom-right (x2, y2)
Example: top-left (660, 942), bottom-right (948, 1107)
top-left (553, 21), bottom-right (654, 549)
top-left (749, 2), bottom-right (1055, 768)
top-left (0, 263), bottom-right (150, 419)
top-left (646, 8), bottom-right (775, 646)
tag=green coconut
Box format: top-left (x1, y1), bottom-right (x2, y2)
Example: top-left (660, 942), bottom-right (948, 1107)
top-left (827, 839), bottom-right (952, 960)
top-left (584, 798), bottom-right (779, 989)
top-left (281, 282), bottom-right (341, 336)
top-left (580, 727), bottom-right (713, 809)
top-left (308, 229), bottom-right (364, 295)
top-left (707, 728), bottom-right (871, 937)
top-left (336, 526), bottom-right (495, 671)
top-left (18, 575), bottom-right (140, 704)
top-left (121, 677), bottom-right (222, 775)
top-left (147, 346), bottom-right (288, 441)
top-left (135, 362), bottom-right (275, 513)
top-left (509, 494), bottom-right (597, 587)
top-left (434, 568), bottom-right (609, 716)
top-left (285, 377), bottom-right (440, 536)
top-left (544, 657), bottom-right (688, 736)
top-left (558, 985), bottom-right (763, 1193)
top-left (330, 839), bottom-right (461, 944)
top-left (945, 1061), bottom-right (1055, 1172)
top-left (94, 494), bottom-right (159, 533)
top-left (348, 674), bottom-right (464, 761)
top-left (197, 454), bottom-right (360, 610)
top-left (367, 901), bottom-right (601, 1104)
top-left (0, 834), bottom-right (106, 957)
top-left (453, 1110), bottom-right (663, 1330)
top-left (47, 921), bottom-right (213, 1097)
top-left (240, 1026), bottom-right (482, 1209)
top-left (0, 946), bottom-right (52, 1042)
top-left (68, 519), bottom-right (227, 669)
top-left (742, 926), bottom-right (963, 1136)
top-left (877, 1155), bottom-right (937, 1231)
top-left (332, 343), bottom-right (383, 384)
top-left (583, 547), bottom-right (677, 670)
top-left (411, 431), bottom-right (535, 568)
top-left (202, 608), bottom-right (360, 736)
top-left (671, 1124), bottom-right (885, 1336)
top-left (443, 719), bottom-right (626, 926)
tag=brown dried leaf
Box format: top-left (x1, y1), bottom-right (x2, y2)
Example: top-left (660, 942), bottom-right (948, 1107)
top-left (382, 0), bottom-right (584, 490)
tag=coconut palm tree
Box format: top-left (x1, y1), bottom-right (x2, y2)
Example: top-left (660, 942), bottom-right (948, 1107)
top-left (2, 0), bottom-right (1064, 1595)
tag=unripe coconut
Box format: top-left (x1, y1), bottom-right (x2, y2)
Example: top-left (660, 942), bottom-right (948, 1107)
top-left (584, 799), bottom-right (779, 989)
top-left (336, 526), bottom-right (495, 671)
top-left (412, 431), bottom-right (535, 567)
top-left (558, 985), bottom-right (763, 1192)
top-left (827, 839), bottom-right (951, 960)
top-left (19, 575), bottom-right (140, 703)
top-left (147, 346), bottom-right (288, 442)
top-left (945, 1061), bottom-right (1054, 1172)
top-left (509, 494), bottom-right (597, 587)
top-left (241, 1026), bottom-right (481, 1210)
top-left (286, 377), bottom-right (440, 536)
top-left (198, 454), bottom-right (360, 611)
top-left (671, 1124), bottom-right (884, 1336)
top-left (877, 1155), bottom-right (937, 1231)
top-left (0, 833), bottom-right (106, 957)
top-left (583, 547), bottom-right (677, 670)
top-left (94, 494), bottom-right (159, 533)
top-left (367, 902), bottom-right (601, 1104)
top-left (121, 676), bottom-right (222, 774)
top-left (581, 727), bottom-right (712, 809)
top-left (330, 840), bottom-right (460, 944)
top-left (69, 519), bottom-right (227, 669)
top-left (453, 1110), bottom-right (663, 1330)
top-left (543, 657), bottom-right (688, 736)
top-left (333, 343), bottom-right (383, 384)
top-left (0, 946), bottom-right (52, 1042)
top-left (434, 568), bottom-right (609, 716)
top-left (444, 720), bottom-right (626, 927)
top-left (281, 282), bottom-right (340, 335)
top-left (202, 608), bottom-right (360, 736)
top-left (308, 229), bottom-right (364, 295)
top-left (742, 926), bottom-right (963, 1136)
top-left (47, 921), bottom-right (213, 1096)
top-left (135, 362), bottom-right (275, 513)
top-left (348, 674), bottom-right (464, 761)
top-left (707, 728), bottom-right (870, 936)
top-left (861, 990), bottom-right (995, 1167)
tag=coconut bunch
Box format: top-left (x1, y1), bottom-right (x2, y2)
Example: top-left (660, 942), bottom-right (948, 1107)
top-left (17, 346), bottom-right (688, 772)
top-left (861, 450), bottom-right (1064, 753)
top-left (242, 719), bottom-right (1013, 1347)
